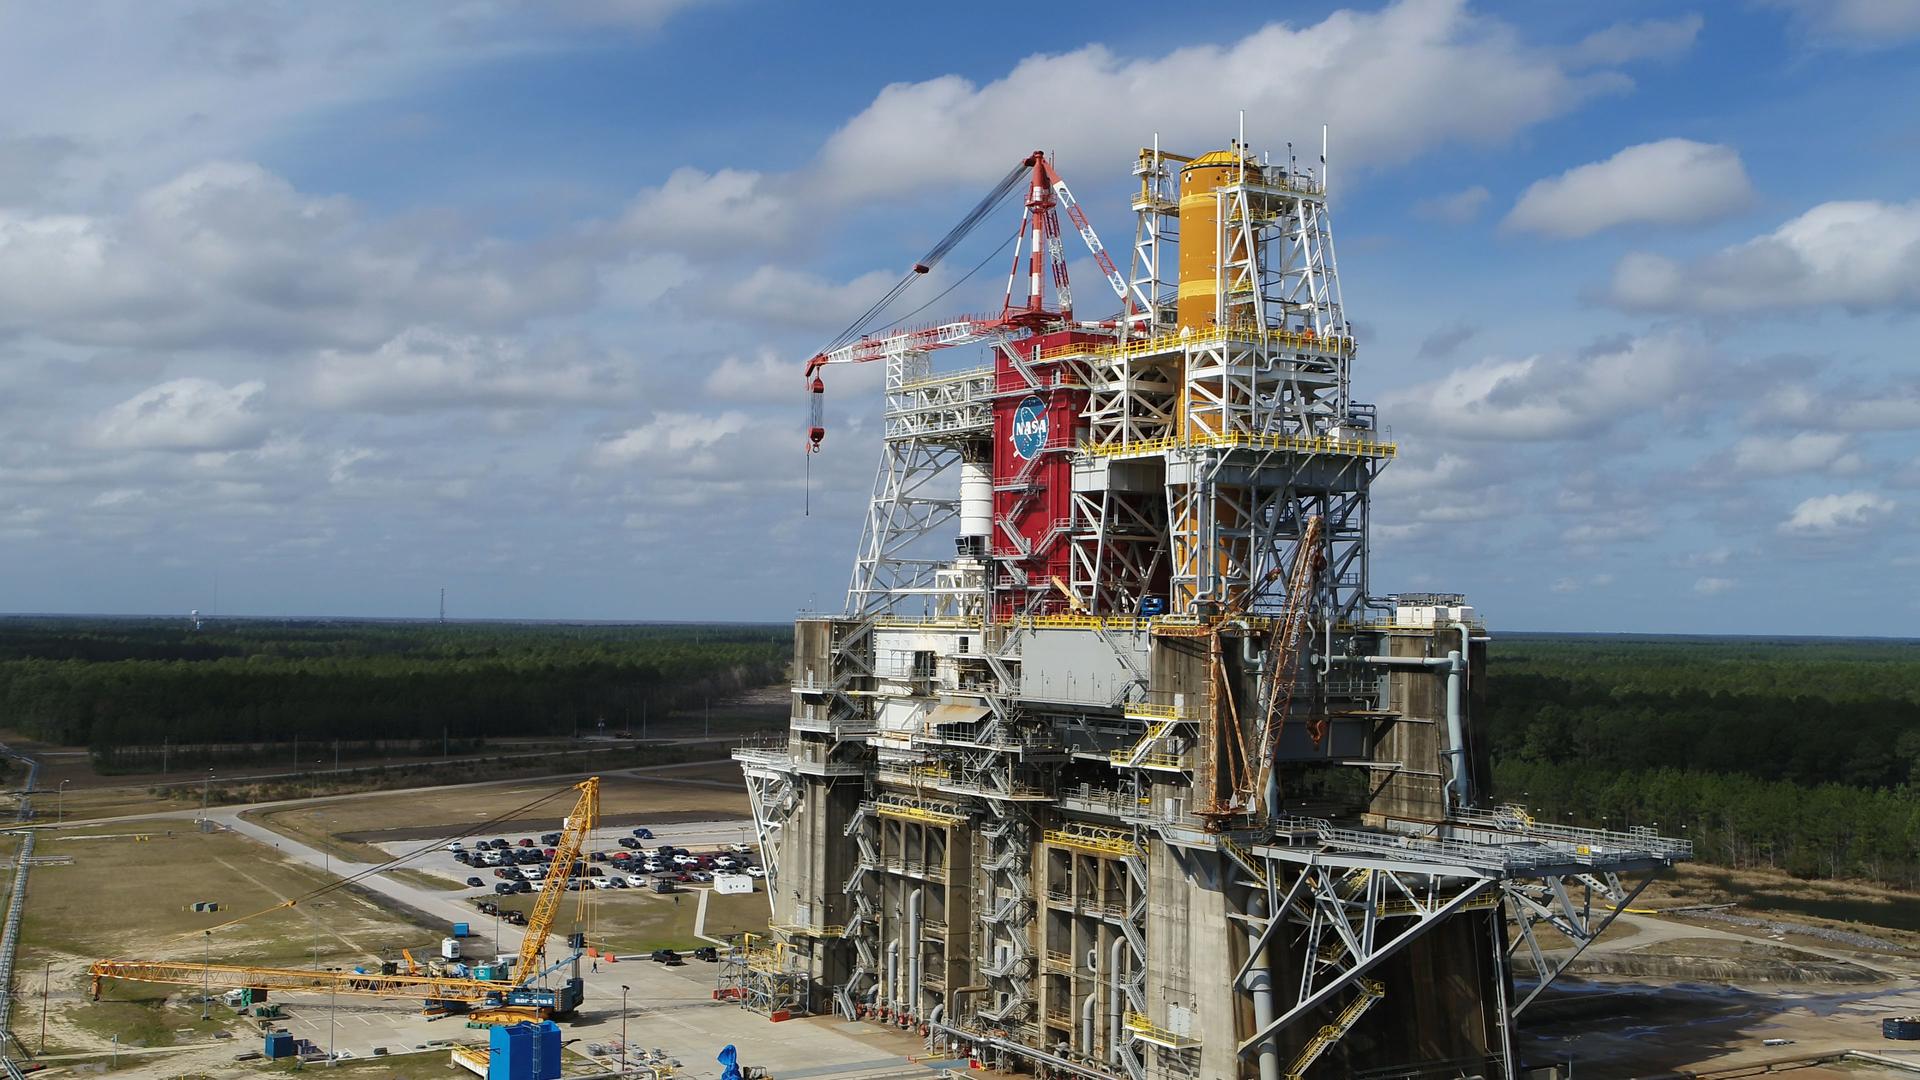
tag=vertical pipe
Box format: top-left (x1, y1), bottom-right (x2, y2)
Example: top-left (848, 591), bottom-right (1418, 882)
top-left (1082, 980), bottom-right (1097, 1054)
top-left (907, 888), bottom-right (923, 1022)
top-left (1246, 890), bottom-right (1280, 1080)
top-left (1445, 650), bottom-right (1469, 809)
top-left (886, 941), bottom-right (899, 1011)
top-left (1109, 935), bottom-right (1127, 1065)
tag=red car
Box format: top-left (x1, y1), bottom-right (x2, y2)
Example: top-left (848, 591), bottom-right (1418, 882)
top-left (517, 838), bottom-right (535, 848)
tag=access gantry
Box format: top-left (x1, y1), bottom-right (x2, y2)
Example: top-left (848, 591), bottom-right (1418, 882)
top-left (737, 130), bottom-right (1689, 1080)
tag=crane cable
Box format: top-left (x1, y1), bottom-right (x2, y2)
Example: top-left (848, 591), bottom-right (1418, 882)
top-left (146, 784), bottom-right (574, 945)
top-left (819, 160), bottom-right (1028, 356)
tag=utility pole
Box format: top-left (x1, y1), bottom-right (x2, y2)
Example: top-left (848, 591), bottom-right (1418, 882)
top-left (40, 961), bottom-right (50, 1052)
top-left (202, 769), bottom-right (214, 822)
top-left (327, 968), bottom-right (338, 1067)
top-left (620, 984), bottom-right (630, 1074)
top-left (201, 931), bottom-right (210, 1019)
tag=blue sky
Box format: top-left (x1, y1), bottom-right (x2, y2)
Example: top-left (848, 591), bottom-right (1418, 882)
top-left (0, 0), bottom-right (1916, 634)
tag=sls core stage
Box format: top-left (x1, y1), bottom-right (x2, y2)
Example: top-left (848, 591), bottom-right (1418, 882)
top-left (735, 127), bottom-right (1691, 1080)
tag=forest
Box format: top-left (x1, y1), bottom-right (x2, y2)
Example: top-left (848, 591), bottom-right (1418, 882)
top-left (0, 618), bottom-right (788, 770)
top-left (1484, 634), bottom-right (1920, 888)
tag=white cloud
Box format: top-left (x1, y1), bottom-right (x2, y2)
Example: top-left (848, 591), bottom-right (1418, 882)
top-left (816, 2), bottom-right (1637, 203)
top-left (0, 162), bottom-right (595, 350)
top-left (1412, 186), bottom-right (1490, 224)
top-left (1693, 576), bottom-right (1737, 595)
top-left (1385, 332), bottom-right (1707, 440)
top-left (590, 410), bottom-right (750, 468)
top-left (1778, 490), bottom-right (1895, 535)
top-left (705, 352), bottom-right (799, 403)
top-left (617, 168), bottom-right (796, 251)
top-left (1756, 379), bottom-right (1920, 432)
top-left (88, 377), bottom-right (268, 452)
top-left (619, 0), bottom-right (1664, 241)
top-left (1505, 139), bottom-right (1752, 238)
top-left (1564, 14), bottom-right (1705, 65)
top-left (307, 329), bottom-right (621, 413)
top-left (1609, 199), bottom-right (1920, 312)
top-left (1758, 0), bottom-right (1920, 45)
top-left (1727, 431), bottom-right (1861, 475)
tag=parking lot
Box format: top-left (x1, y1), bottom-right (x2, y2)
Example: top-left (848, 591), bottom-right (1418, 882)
top-left (379, 815), bottom-right (761, 891)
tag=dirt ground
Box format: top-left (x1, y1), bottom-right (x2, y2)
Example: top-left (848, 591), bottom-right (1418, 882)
top-left (249, 764), bottom-right (749, 863)
top-left (15, 819), bottom-right (441, 1063)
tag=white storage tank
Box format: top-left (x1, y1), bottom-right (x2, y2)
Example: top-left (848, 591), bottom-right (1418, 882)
top-left (959, 460), bottom-right (992, 539)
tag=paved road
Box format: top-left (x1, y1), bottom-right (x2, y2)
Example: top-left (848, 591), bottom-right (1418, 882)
top-left (179, 762), bottom-right (928, 1079)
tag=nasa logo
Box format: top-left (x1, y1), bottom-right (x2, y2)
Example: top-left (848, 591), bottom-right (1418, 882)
top-left (1011, 396), bottom-right (1048, 459)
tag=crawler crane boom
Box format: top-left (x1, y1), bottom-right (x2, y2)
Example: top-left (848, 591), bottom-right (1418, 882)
top-left (88, 777), bottom-right (601, 1021)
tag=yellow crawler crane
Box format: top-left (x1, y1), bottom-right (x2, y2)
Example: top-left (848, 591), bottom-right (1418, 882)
top-left (89, 777), bottom-right (601, 1022)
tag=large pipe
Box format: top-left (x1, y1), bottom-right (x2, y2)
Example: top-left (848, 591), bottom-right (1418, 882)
top-left (1245, 891), bottom-right (1280, 1080)
top-left (1354, 649), bottom-right (1470, 809)
top-left (1081, 978), bottom-right (1097, 1055)
top-left (1109, 936), bottom-right (1127, 1065)
top-left (886, 941), bottom-right (899, 1011)
top-left (906, 888), bottom-right (923, 1021)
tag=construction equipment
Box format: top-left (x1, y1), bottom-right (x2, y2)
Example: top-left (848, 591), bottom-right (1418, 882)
top-left (804, 150), bottom-right (1128, 452)
top-left (89, 777), bottom-right (601, 1022)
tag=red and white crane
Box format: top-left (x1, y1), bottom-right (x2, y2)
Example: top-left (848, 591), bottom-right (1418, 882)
top-left (805, 151), bottom-right (1129, 452)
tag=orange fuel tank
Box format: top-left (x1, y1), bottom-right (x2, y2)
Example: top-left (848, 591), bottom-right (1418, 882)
top-left (1175, 146), bottom-right (1258, 331)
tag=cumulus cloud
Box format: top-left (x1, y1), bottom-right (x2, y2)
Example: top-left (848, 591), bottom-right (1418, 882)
top-left (1385, 332), bottom-right (1708, 440)
top-left (617, 168), bottom-right (797, 251)
top-left (1725, 431), bottom-right (1862, 476)
top-left (1757, 0), bottom-right (1920, 46)
top-left (1563, 14), bottom-right (1705, 65)
top-left (1608, 199), bottom-right (1920, 312)
top-left (1505, 139), bottom-right (1752, 238)
top-left (590, 410), bottom-right (751, 468)
top-left (1412, 186), bottom-right (1490, 224)
top-left (88, 377), bottom-right (268, 452)
top-left (1693, 576), bottom-right (1737, 595)
top-left (1778, 490), bottom-right (1895, 535)
top-left (307, 330), bottom-right (624, 414)
top-left (0, 162), bottom-right (596, 350)
top-left (1755, 379), bottom-right (1920, 432)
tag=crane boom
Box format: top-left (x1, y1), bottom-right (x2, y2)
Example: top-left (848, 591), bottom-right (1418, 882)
top-left (89, 777), bottom-right (602, 1017)
top-left (515, 777), bottom-right (597, 980)
top-left (88, 961), bottom-right (497, 1004)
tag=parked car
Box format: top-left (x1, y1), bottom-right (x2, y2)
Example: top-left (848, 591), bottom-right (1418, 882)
top-left (649, 949), bottom-right (682, 965)
top-left (744, 866), bottom-right (766, 878)
top-left (688, 871), bottom-right (712, 883)
top-left (587, 866), bottom-right (604, 877)
top-left (632, 827), bottom-right (654, 839)
top-left (494, 882), bottom-right (514, 895)
top-left (475, 900), bottom-right (498, 915)
top-left (627, 875), bottom-right (649, 887)
top-left (566, 880), bottom-right (583, 891)
top-left (503, 910), bottom-right (527, 926)
top-left (606, 877), bottom-right (628, 889)
top-left (641, 860), bottom-right (664, 873)
top-left (453, 851), bottom-right (472, 865)
top-left (540, 832), bottom-right (561, 846)
top-left (671, 854), bottom-right (696, 867)
top-left (726, 843), bottom-right (752, 854)
top-left (693, 946), bottom-right (718, 962)
top-left (589, 851), bottom-right (607, 862)
top-left (617, 837), bottom-right (639, 849)
top-left (713, 856), bottom-right (738, 870)
top-left (513, 880), bottom-right (532, 894)
top-left (445, 841), bottom-right (465, 852)
top-left (465, 877), bottom-right (484, 888)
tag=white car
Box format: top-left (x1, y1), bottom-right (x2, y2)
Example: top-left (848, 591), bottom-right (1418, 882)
top-left (726, 843), bottom-right (752, 854)
top-left (446, 842), bottom-right (465, 852)
top-left (626, 875), bottom-right (649, 887)
top-left (671, 854), bottom-right (697, 867)
top-left (744, 866), bottom-right (766, 878)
